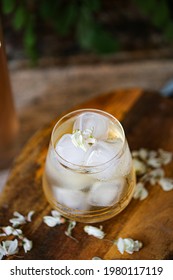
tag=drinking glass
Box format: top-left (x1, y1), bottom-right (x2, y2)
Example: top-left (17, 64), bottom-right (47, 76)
top-left (43, 109), bottom-right (136, 223)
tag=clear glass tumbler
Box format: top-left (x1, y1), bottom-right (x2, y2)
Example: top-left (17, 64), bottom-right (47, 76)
top-left (43, 109), bottom-right (136, 223)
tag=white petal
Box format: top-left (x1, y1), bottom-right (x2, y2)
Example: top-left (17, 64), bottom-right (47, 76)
top-left (1, 226), bottom-right (22, 236)
top-left (147, 158), bottom-right (161, 168)
top-left (71, 131), bottom-right (87, 152)
top-left (133, 182), bottom-right (148, 201)
top-left (116, 238), bottom-right (125, 254)
top-left (26, 211), bottom-right (35, 222)
top-left (138, 148), bottom-right (148, 160)
top-left (145, 168), bottom-right (165, 185)
top-left (115, 238), bottom-right (143, 254)
top-left (2, 226), bottom-right (13, 236)
top-left (133, 159), bottom-right (147, 175)
top-left (133, 240), bottom-right (143, 252)
top-left (148, 150), bottom-right (157, 158)
top-left (84, 226), bottom-right (105, 239)
top-left (13, 211), bottom-right (25, 221)
top-left (43, 216), bottom-right (59, 227)
top-left (124, 238), bottom-right (135, 254)
top-left (0, 245), bottom-right (6, 259)
top-left (132, 150), bottom-right (139, 157)
top-left (3, 239), bottom-right (18, 255)
top-left (149, 168), bottom-right (165, 178)
top-left (43, 215), bottom-right (65, 227)
top-left (158, 149), bottom-right (172, 165)
top-left (9, 218), bottom-right (25, 227)
top-left (8, 239), bottom-right (18, 255)
top-left (51, 210), bottom-right (61, 218)
top-left (159, 178), bottom-right (173, 191)
top-left (10, 211), bottom-right (26, 227)
top-left (13, 229), bottom-right (23, 236)
top-left (92, 257), bottom-right (102, 260)
top-left (23, 238), bottom-right (33, 253)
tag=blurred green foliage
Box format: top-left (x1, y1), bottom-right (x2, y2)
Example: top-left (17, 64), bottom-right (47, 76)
top-left (134, 0), bottom-right (173, 41)
top-left (1, 0), bottom-right (118, 61)
top-left (1, 0), bottom-right (173, 61)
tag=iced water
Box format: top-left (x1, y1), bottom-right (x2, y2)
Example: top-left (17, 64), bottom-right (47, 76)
top-left (43, 110), bottom-right (135, 220)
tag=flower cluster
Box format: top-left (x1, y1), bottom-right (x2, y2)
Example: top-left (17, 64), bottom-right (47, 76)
top-left (0, 211), bottom-right (34, 260)
top-left (71, 128), bottom-right (96, 152)
top-left (114, 238), bottom-right (143, 254)
top-left (84, 225), bottom-right (105, 239)
top-left (132, 148), bottom-right (173, 200)
top-left (43, 210), bottom-right (66, 227)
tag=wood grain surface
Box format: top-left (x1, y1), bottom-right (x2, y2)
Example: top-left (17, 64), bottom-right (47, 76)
top-left (0, 88), bottom-right (173, 260)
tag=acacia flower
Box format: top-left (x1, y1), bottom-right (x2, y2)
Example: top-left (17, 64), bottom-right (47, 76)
top-left (133, 182), bottom-right (148, 201)
top-left (43, 210), bottom-right (66, 227)
top-left (84, 225), bottom-right (105, 239)
top-left (0, 226), bottom-right (22, 237)
top-left (71, 128), bottom-right (96, 152)
top-left (114, 237), bottom-right (142, 255)
top-left (9, 211), bottom-right (35, 227)
top-left (133, 158), bottom-right (147, 176)
top-left (0, 244), bottom-right (6, 260)
top-left (2, 239), bottom-right (19, 257)
top-left (22, 238), bottom-right (33, 253)
top-left (159, 178), bottom-right (173, 191)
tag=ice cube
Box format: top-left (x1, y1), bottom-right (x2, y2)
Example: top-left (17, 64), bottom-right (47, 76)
top-left (52, 186), bottom-right (90, 210)
top-left (46, 147), bottom-right (94, 190)
top-left (84, 140), bottom-right (122, 166)
top-left (55, 134), bottom-right (85, 166)
top-left (73, 112), bottom-right (109, 140)
top-left (88, 177), bottom-right (125, 207)
top-left (85, 141), bottom-right (132, 180)
top-left (83, 139), bottom-right (123, 180)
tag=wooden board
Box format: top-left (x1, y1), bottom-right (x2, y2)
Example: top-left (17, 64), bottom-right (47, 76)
top-left (0, 88), bottom-right (173, 260)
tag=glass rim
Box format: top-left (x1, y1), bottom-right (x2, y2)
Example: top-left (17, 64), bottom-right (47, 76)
top-left (50, 108), bottom-right (126, 171)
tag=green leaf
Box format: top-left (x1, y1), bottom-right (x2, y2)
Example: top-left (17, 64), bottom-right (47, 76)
top-left (134, 0), bottom-right (156, 14)
top-left (164, 22), bottom-right (173, 41)
top-left (39, 0), bottom-right (62, 20)
top-left (84, 0), bottom-right (101, 12)
top-left (77, 13), bottom-right (118, 54)
top-left (23, 17), bottom-right (38, 62)
top-left (24, 19), bottom-right (36, 48)
top-left (77, 12), bottom-right (95, 49)
top-left (12, 6), bottom-right (27, 30)
top-left (91, 28), bottom-right (119, 54)
top-left (54, 3), bottom-right (77, 36)
top-left (152, 1), bottom-right (169, 27)
top-left (2, 0), bottom-right (15, 14)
